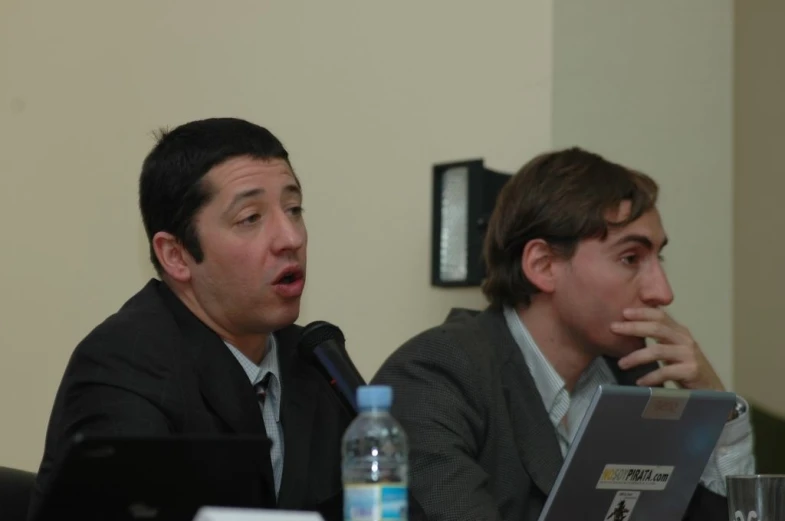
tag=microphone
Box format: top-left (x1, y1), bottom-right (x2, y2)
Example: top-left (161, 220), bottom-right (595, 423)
top-left (298, 321), bottom-right (366, 416)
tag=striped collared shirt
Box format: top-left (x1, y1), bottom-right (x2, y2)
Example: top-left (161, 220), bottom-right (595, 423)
top-left (503, 305), bottom-right (613, 454)
top-left (225, 335), bottom-right (284, 497)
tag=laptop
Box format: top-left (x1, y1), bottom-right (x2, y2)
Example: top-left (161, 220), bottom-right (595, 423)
top-left (538, 385), bottom-right (736, 521)
top-left (34, 433), bottom-right (275, 521)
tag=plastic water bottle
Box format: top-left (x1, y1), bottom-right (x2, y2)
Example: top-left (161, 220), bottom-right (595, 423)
top-left (342, 385), bottom-right (408, 521)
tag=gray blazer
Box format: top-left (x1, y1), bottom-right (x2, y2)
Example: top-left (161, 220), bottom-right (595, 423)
top-left (372, 307), bottom-right (727, 521)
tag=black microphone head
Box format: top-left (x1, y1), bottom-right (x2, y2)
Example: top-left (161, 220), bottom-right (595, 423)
top-left (298, 321), bottom-right (345, 357)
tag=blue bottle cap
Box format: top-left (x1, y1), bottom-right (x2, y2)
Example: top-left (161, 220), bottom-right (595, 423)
top-left (356, 385), bottom-right (393, 411)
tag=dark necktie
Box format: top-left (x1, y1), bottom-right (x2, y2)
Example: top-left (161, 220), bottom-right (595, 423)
top-left (254, 372), bottom-right (272, 406)
top-left (253, 371), bottom-right (282, 497)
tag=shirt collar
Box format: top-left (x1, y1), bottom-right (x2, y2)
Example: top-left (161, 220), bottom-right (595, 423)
top-left (503, 306), bottom-right (566, 416)
top-left (224, 334), bottom-right (282, 422)
top-left (503, 306), bottom-right (617, 421)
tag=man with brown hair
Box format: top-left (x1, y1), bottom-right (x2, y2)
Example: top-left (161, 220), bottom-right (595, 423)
top-left (372, 147), bottom-right (754, 520)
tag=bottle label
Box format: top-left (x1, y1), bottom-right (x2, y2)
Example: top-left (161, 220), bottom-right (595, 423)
top-left (344, 483), bottom-right (408, 521)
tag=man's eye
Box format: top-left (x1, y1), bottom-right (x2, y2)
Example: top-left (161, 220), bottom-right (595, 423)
top-left (621, 255), bottom-right (639, 265)
top-left (239, 214), bottom-right (261, 225)
top-left (289, 206), bottom-right (304, 217)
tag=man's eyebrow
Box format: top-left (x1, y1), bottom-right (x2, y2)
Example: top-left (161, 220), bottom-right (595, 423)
top-left (224, 188), bottom-right (264, 216)
top-left (612, 234), bottom-right (669, 251)
top-left (282, 183), bottom-right (302, 197)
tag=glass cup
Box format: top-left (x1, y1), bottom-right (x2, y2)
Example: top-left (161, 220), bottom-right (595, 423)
top-left (727, 474), bottom-right (785, 521)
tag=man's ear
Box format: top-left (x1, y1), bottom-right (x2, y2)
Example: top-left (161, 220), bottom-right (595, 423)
top-left (521, 239), bottom-right (559, 294)
top-left (152, 231), bottom-right (192, 283)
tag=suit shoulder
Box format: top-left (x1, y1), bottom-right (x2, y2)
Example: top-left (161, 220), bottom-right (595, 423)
top-left (379, 309), bottom-right (493, 375)
top-left (73, 281), bottom-right (177, 360)
top-left (407, 308), bottom-right (489, 352)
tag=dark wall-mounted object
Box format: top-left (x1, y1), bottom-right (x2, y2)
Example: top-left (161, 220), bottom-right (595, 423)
top-left (431, 159), bottom-right (511, 287)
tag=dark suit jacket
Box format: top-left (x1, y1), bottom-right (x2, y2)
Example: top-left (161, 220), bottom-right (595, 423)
top-left (29, 279), bottom-right (353, 521)
top-left (371, 308), bottom-right (728, 521)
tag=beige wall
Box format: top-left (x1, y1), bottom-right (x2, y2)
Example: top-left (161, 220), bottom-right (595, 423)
top-left (0, 1), bottom-right (553, 470)
top-left (2, 0), bottom-right (760, 474)
top-left (552, 0), bottom-right (736, 387)
top-left (734, 0), bottom-right (785, 417)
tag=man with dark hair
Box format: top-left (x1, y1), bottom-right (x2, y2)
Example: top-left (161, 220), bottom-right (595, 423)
top-left (372, 147), bottom-right (754, 520)
top-left (29, 118), bottom-right (353, 520)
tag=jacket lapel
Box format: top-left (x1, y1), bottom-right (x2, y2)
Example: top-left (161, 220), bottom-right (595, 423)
top-left (454, 308), bottom-right (661, 498)
top-left (192, 334), bottom-right (266, 434)
top-left (157, 282), bottom-right (276, 494)
top-left (274, 325), bottom-right (320, 509)
top-left (476, 310), bottom-right (564, 497)
top-left (160, 284), bottom-right (264, 434)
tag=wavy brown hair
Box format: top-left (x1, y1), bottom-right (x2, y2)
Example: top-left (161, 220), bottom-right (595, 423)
top-left (481, 147), bottom-right (659, 309)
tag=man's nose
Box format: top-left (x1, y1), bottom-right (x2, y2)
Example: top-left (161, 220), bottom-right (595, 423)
top-left (641, 261), bottom-right (674, 307)
top-left (270, 208), bottom-right (305, 253)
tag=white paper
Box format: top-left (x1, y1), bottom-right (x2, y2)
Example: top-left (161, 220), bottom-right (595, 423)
top-left (193, 506), bottom-right (326, 521)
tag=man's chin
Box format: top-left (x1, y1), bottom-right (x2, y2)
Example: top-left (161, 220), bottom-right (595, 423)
top-left (268, 304), bottom-right (301, 331)
top-left (606, 337), bottom-right (647, 358)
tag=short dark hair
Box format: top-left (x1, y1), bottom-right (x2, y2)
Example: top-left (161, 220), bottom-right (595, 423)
top-left (481, 147), bottom-right (659, 309)
top-left (139, 117), bottom-right (293, 275)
